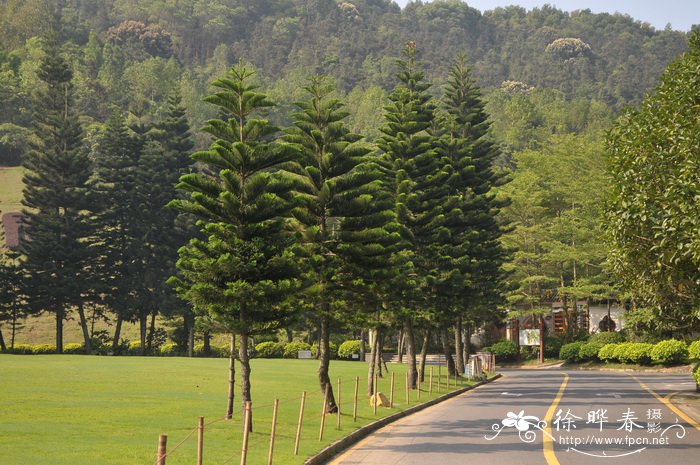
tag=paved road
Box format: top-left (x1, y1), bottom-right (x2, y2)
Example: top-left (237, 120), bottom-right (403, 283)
top-left (325, 369), bottom-right (700, 465)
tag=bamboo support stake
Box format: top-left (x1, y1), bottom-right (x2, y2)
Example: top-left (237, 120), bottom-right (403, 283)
top-left (268, 399), bottom-right (279, 465)
top-left (353, 376), bottom-right (359, 421)
top-left (241, 401), bottom-right (252, 465)
top-left (294, 392), bottom-right (306, 455)
top-left (319, 383), bottom-right (329, 441)
top-left (197, 417), bottom-right (204, 465)
top-left (438, 365), bottom-right (441, 392)
top-left (156, 434), bottom-right (167, 465)
top-left (336, 378), bottom-right (341, 430)
top-left (429, 366), bottom-right (433, 396)
top-left (389, 371), bottom-right (395, 408)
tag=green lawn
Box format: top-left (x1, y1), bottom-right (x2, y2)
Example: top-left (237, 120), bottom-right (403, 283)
top-left (0, 166), bottom-right (24, 214)
top-left (0, 356), bottom-right (477, 465)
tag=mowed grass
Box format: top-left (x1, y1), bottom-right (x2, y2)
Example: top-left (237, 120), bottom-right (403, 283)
top-left (0, 356), bottom-right (477, 465)
top-left (0, 166), bottom-right (24, 215)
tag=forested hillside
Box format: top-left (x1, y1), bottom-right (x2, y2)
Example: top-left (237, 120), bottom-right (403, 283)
top-left (0, 0), bottom-right (691, 165)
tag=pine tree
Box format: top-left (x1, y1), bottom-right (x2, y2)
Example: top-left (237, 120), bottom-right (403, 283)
top-left (93, 107), bottom-right (141, 351)
top-left (441, 54), bottom-right (509, 357)
top-left (20, 34), bottom-right (96, 353)
top-left (285, 76), bottom-right (397, 412)
top-left (170, 63), bottom-right (299, 428)
top-left (378, 42), bottom-right (450, 387)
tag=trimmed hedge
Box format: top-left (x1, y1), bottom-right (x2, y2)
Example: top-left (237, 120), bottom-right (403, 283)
top-left (578, 341), bottom-right (604, 362)
top-left (11, 344), bottom-right (34, 354)
top-left (485, 340), bottom-right (518, 362)
top-left (127, 341), bottom-right (142, 355)
top-left (650, 339), bottom-right (688, 365)
top-left (626, 343), bottom-right (653, 365)
top-left (255, 341), bottom-right (285, 358)
top-left (688, 340), bottom-right (700, 361)
top-left (283, 342), bottom-right (311, 359)
top-left (311, 342), bottom-right (337, 359)
top-left (559, 341), bottom-right (585, 362)
top-left (338, 340), bottom-right (362, 359)
top-left (159, 343), bottom-right (179, 356)
top-left (598, 343), bottom-right (619, 362)
top-left (32, 344), bottom-right (56, 354)
top-left (613, 342), bottom-right (634, 363)
top-left (589, 331), bottom-right (625, 344)
top-left (693, 364), bottom-right (700, 387)
top-left (63, 343), bottom-right (85, 354)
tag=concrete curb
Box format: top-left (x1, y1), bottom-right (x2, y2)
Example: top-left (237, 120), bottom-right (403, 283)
top-left (303, 373), bottom-right (503, 465)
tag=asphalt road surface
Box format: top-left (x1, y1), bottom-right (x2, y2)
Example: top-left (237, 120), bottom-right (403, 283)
top-left (325, 369), bottom-right (700, 465)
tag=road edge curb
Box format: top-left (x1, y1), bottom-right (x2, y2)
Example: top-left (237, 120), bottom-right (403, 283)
top-left (303, 372), bottom-right (503, 465)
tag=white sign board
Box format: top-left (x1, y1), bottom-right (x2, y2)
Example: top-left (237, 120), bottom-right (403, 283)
top-left (298, 350), bottom-right (313, 359)
top-left (519, 329), bottom-right (541, 346)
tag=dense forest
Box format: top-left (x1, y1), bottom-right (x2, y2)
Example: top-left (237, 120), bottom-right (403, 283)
top-left (0, 0), bottom-right (692, 165)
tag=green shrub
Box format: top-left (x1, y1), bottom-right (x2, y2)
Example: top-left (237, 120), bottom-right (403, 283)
top-left (598, 343), bottom-right (619, 362)
top-left (32, 344), bottom-right (56, 354)
top-left (283, 342), bottom-right (311, 359)
top-left (613, 342), bottom-right (635, 363)
top-left (193, 343), bottom-right (208, 357)
top-left (544, 335), bottom-right (564, 358)
top-left (63, 343), bottom-right (85, 354)
top-left (311, 342), bottom-right (337, 359)
top-left (559, 341), bottom-right (585, 362)
top-left (11, 343), bottom-right (33, 354)
top-left (255, 341), bottom-right (284, 358)
top-left (159, 343), bottom-right (179, 356)
top-left (578, 341), bottom-right (605, 362)
top-left (338, 340), bottom-right (362, 359)
top-left (127, 341), bottom-right (142, 355)
top-left (650, 339), bottom-right (688, 365)
top-left (626, 343), bottom-right (653, 365)
top-left (693, 364), bottom-right (700, 387)
top-left (485, 340), bottom-right (518, 362)
top-left (589, 331), bottom-right (625, 345)
top-left (688, 340), bottom-right (700, 361)
top-left (213, 344), bottom-right (232, 358)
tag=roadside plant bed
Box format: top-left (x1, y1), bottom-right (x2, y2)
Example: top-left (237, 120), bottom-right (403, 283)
top-left (558, 338), bottom-right (697, 369)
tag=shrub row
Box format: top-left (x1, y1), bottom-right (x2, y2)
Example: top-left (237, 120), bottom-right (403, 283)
top-left (560, 338), bottom-right (692, 365)
top-left (483, 340), bottom-right (518, 362)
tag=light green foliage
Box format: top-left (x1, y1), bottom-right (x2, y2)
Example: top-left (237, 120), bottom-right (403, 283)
top-left (283, 342), bottom-right (311, 359)
top-left (578, 341), bottom-right (605, 362)
top-left (158, 343), bottom-right (179, 356)
top-left (337, 340), bottom-right (362, 359)
top-left (255, 341), bottom-right (285, 358)
top-left (688, 340), bottom-right (700, 361)
top-left (598, 343), bottom-right (619, 362)
top-left (31, 343), bottom-right (56, 354)
top-left (606, 33), bottom-right (700, 333)
top-left (693, 364), bottom-right (700, 386)
top-left (559, 341), bottom-right (585, 362)
top-left (485, 340), bottom-right (518, 362)
top-left (10, 343), bottom-right (33, 354)
top-left (625, 343), bottom-right (654, 365)
top-left (63, 343), bottom-right (85, 354)
top-left (650, 339), bottom-right (689, 365)
top-left (311, 342), bottom-right (337, 360)
top-left (127, 341), bottom-right (141, 355)
top-left (589, 331), bottom-right (625, 345)
top-left (612, 342), bottom-right (634, 363)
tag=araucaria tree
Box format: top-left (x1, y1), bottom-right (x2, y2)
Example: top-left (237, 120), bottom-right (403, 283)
top-left (378, 42), bottom-right (446, 388)
top-left (606, 32), bottom-right (700, 334)
top-left (20, 34), bottom-right (96, 353)
top-left (170, 63), bottom-right (299, 427)
top-left (285, 76), bottom-right (396, 413)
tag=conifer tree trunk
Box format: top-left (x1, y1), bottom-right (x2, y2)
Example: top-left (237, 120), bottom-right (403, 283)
top-left (76, 304), bottom-right (92, 354)
top-left (56, 310), bottom-right (64, 354)
top-left (0, 329), bottom-right (6, 352)
top-left (239, 331), bottom-right (252, 432)
top-left (359, 330), bottom-right (366, 362)
top-left (441, 326), bottom-right (457, 376)
top-left (419, 329), bottom-right (430, 382)
top-left (226, 334), bottom-right (236, 419)
top-left (404, 319), bottom-right (417, 388)
top-left (454, 318), bottom-right (465, 374)
top-left (367, 330), bottom-right (378, 396)
top-left (139, 312), bottom-right (147, 355)
top-left (318, 313), bottom-right (338, 413)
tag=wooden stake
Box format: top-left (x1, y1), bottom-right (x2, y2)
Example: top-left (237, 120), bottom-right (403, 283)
top-left (294, 392), bottom-right (306, 455)
top-left (197, 417), bottom-right (204, 465)
top-left (268, 399), bottom-right (279, 465)
top-left (241, 401), bottom-right (252, 465)
top-left (417, 374), bottom-right (421, 401)
top-left (319, 383), bottom-right (329, 441)
top-left (438, 365), bottom-right (441, 392)
top-left (353, 376), bottom-right (359, 421)
top-left (336, 378), bottom-right (341, 430)
top-left (429, 366), bottom-right (433, 396)
top-left (373, 372), bottom-right (378, 415)
top-left (156, 434), bottom-right (167, 465)
top-left (405, 371), bottom-right (409, 405)
top-left (389, 371), bottom-right (395, 408)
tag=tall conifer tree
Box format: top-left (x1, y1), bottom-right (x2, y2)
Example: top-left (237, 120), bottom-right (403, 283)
top-left (20, 34), bottom-right (95, 353)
